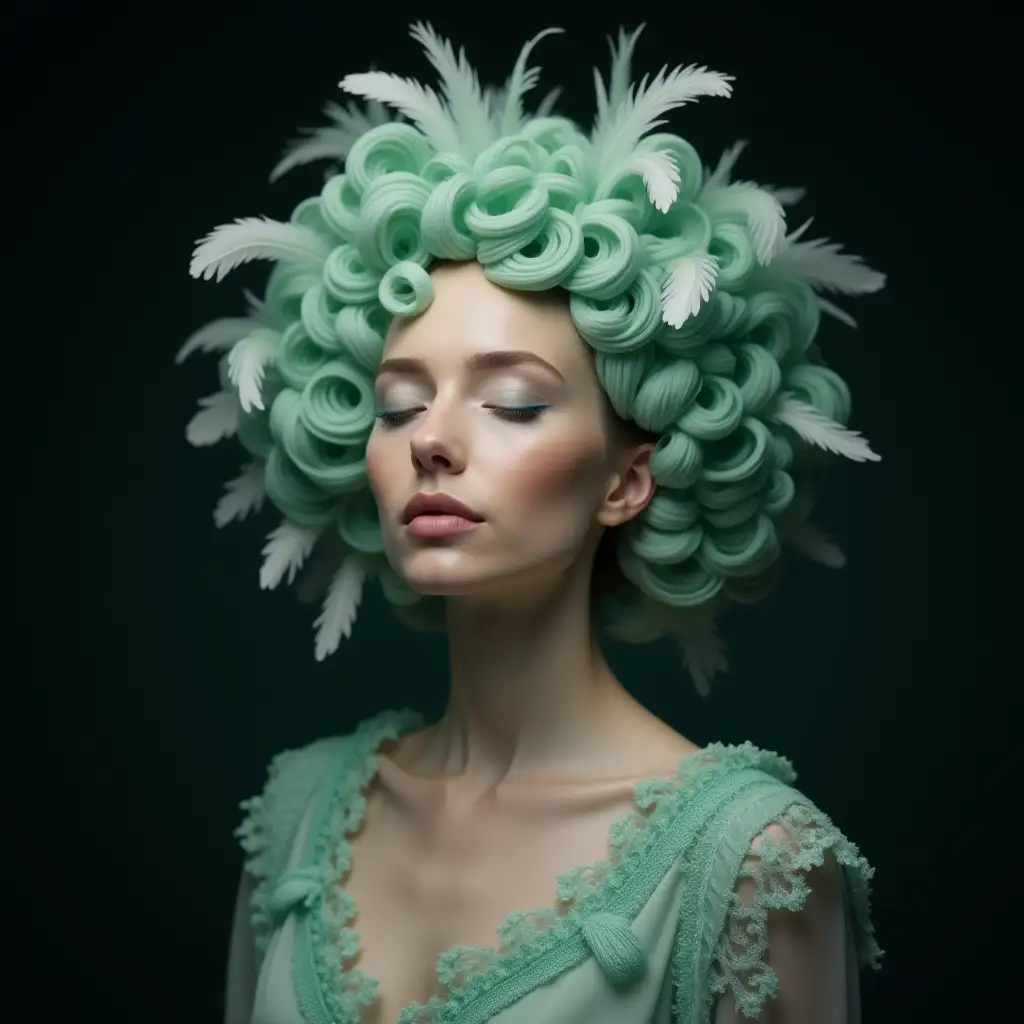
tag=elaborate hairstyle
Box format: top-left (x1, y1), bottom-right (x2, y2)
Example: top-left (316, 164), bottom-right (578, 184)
top-left (180, 24), bottom-right (884, 692)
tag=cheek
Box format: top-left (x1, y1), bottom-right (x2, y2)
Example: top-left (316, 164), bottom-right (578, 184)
top-left (498, 435), bottom-right (607, 514)
top-left (364, 436), bottom-right (392, 508)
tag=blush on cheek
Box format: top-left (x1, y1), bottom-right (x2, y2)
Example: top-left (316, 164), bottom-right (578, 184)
top-left (500, 436), bottom-right (607, 511)
top-left (364, 445), bottom-right (387, 505)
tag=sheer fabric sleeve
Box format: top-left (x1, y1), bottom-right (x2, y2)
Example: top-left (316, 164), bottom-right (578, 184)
top-left (709, 804), bottom-right (881, 1023)
top-left (225, 870), bottom-right (259, 1024)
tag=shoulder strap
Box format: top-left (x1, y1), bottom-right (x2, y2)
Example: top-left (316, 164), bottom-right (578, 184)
top-left (235, 735), bottom-right (349, 948)
top-left (673, 776), bottom-right (881, 1023)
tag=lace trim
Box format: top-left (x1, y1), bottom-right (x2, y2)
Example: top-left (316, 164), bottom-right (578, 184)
top-left (306, 709), bottom-right (796, 1024)
top-left (236, 742), bottom-right (338, 952)
top-left (706, 802), bottom-right (883, 1020)
top-left (311, 709), bottom-right (425, 1023)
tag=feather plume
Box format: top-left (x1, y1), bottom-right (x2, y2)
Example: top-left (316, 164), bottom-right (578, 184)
top-left (766, 186), bottom-right (806, 206)
top-left (190, 217), bottom-right (331, 282)
top-left (662, 251), bottom-right (719, 328)
top-left (778, 517), bottom-right (847, 568)
top-left (186, 391), bottom-right (239, 447)
top-left (214, 460), bottom-right (266, 528)
top-left (535, 86), bottom-right (562, 117)
top-left (700, 181), bottom-right (785, 264)
top-left (340, 71), bottom-right (461, 154)
top-left (314, 555), bottom-right (367, 661)
top-left (818, 296), bottom-right (857, 328)
top-left (270, 100), bottom-right (393, 182)
top-left (703, 139), bottom-right (747, 192)
top-left (410, 22), bottom-right (494, 157)
top-left (772, 219), bottom-right (886, 294)
top-left (176, 316), bottom-right (261, 364)
top-left (295, 531), bottom-right (347, 604)
top-left (243, 288), bottom-right (266, 317)
top-left (500, 27), bottom-right (564, 137)
top-left (591, 63), bottom-right (733, 181)
top-left (259, 520), bottom-right (319, 590)
top-left (772, 393), bottom-right (880, 463)
top-left (676, 617), bottom-right (728, 697)
top-left (227, 330), bottom-right (277, 413)
top-left (484, 83), bottom-right (508, 119)
top-left (594, 24), bottom-right (647, 125)
top-left (625, 150), bottom-right (680, 213)
top-left (703, 143), bottom-right (804, 208)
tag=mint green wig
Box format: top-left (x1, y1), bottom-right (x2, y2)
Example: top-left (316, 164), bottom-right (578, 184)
top-left (179, 24), bottom-right (884, 692)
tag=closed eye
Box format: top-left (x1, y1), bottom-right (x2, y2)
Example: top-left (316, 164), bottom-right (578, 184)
top-left (484, 404), bottom-right (550, 422)
top-left (374, 404), bottom-right (550, 428)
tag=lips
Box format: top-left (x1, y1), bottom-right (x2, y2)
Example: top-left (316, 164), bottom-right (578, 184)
top-left (402, 492), bottom-right (484, 524)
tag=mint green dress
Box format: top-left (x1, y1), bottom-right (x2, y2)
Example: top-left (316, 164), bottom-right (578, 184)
top-left (225, 711), bottom-right (881, 1024)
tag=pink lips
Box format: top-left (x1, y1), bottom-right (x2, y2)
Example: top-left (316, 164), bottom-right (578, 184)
top-left (406, 514), bottom-right (480, 538)
top-left (402, 492), bottom-right (484, 539)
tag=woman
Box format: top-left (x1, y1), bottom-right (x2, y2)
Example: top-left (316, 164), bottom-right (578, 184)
top-left (182, 23), bottom-right (884, 1024)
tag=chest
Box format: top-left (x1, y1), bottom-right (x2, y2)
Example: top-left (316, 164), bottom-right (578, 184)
top-left (343, 786), bottom-right (643, 1021)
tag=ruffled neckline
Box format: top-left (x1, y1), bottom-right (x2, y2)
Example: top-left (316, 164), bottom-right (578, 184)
top-left (307, 709), bottom-right (797, 1024)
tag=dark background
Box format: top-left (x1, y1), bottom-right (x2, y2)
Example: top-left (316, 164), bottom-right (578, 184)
top-left (9, 2), bottom-right (1010, 1021)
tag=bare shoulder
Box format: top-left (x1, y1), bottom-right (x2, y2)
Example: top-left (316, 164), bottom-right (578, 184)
top-left (609, 695), bottom-right (703, 777)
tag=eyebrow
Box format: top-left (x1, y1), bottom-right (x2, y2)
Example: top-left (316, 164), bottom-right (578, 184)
top-left (375, 350), bottom-right (566, 383)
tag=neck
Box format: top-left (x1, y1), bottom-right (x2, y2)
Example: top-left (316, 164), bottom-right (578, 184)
top-left (420, 561), bottom-right (631, 786)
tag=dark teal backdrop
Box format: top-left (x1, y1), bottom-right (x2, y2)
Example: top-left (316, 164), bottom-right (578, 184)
top-left (9, 3), bottom-right (1009, 1022)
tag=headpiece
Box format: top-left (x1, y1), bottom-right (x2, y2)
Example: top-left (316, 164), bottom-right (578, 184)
top-left (180, 24), bottom-right (884, 691)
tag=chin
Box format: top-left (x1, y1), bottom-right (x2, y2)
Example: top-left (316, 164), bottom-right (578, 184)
top-left (397, 547), bottom-right (499, 596)
top-left (393, 542), bottom-right (582, 602)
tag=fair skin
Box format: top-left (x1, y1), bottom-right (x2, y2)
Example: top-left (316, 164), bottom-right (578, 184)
top-left (354, 261), bottom-right (701, 1016)
top-left (366, 260), bottom-right (699, 797)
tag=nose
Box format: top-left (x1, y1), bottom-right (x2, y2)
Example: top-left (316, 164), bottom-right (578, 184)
top-left (409, 412), bottom-right (467, 475)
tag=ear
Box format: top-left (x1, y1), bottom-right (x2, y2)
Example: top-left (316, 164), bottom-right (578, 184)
top-left (597, 443), bottom-right (656, 528)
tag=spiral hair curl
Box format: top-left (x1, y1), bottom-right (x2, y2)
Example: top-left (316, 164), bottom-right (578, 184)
top-left (179, 23), bottom-right (884, 692)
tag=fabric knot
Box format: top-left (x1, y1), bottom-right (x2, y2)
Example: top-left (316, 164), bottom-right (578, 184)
top-left (267, 865), bottom-right (323, 923)
top-left (580, 911), bottom-right (647, 988)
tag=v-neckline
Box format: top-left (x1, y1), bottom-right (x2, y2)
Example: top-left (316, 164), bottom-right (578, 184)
top-left (302, 710), bottom-right (742, 1024)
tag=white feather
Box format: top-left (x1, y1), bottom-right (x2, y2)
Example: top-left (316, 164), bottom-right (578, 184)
top-left (772, 233), bottom-right (886, 295)
top-left (594, 24), bottom-right (647, 125)
top-left (500, 27), bottom-right (564, 137)
top-left (243, 288), bottom-right (266, 317)
top-left (676, 617), bottom-right (728, 697)
top-left (778, 517), bottom-right (847, 568)
top-left (662, 251), bottom-right (719, 328)
top-left (314, 555), bottom-right (367, 661)
top-left (592, 63), bottom-right (734, 179)
top-left (700, 181), bottom-right (785, 264)
top-left (410, 22), bottom-right (495, 156)
top-left (772, 393), bottom-right (880, 463)
top-left (626, 150), bottom-right (680, 213)
top-left (340, 71), bottom-right (461, 154)
top-left (186, 391), bottom-right (239, 447)
top-left (270, 100), bottom-right (392, 182)
top-left (818, 297), bottom-right (858, 328)
top-left (762, 186), bottom-right (805, 206)
top-left (175, 316), bottom-right (261, 364)
top-left (534, 86), bottom-right (562, 117)
top-left (227, 331), bottom-right (277, 413)
top-left (271, 128), bottom-right (370, 183)
top-left (190, 217), bottom-right (331, 283)
top-left (703, 139), bottom-right (747, 192)
top-left (485, 83), bottom-right (508, 119)
top-left (214, 460), bottom-right (266, 528)
top-left (259, 520), bottom-right (319, 590)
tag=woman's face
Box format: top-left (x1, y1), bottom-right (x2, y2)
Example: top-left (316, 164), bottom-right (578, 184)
top-left (365, 261), bottom-right (652, 598)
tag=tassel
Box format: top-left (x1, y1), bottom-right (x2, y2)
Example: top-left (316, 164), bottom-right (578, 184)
top-left (266, 865), bottom-right (323, 923)
top-left (580, 911), bottom-right (647, 988)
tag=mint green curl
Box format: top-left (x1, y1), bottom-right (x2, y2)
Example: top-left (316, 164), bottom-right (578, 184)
top-left (216, 113), bottom-right (858, 648)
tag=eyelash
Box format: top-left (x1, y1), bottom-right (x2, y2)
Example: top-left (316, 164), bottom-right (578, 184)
top-left (375, 405), bottom-right (550, 427)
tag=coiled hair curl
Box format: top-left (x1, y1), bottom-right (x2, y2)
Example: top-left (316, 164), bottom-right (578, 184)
top-left (180, 23), bottom-right (884, 690)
